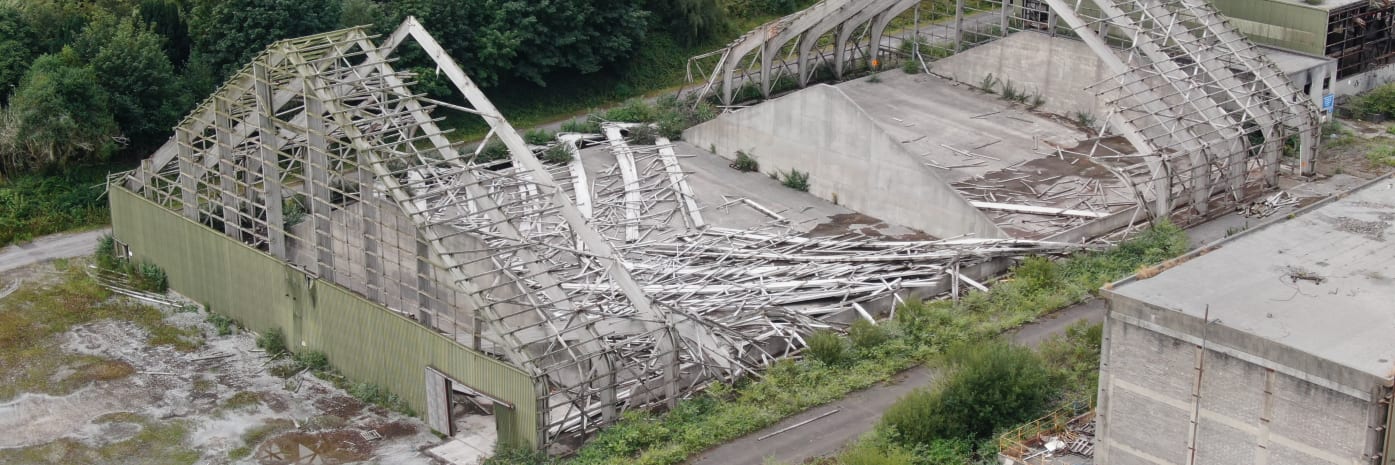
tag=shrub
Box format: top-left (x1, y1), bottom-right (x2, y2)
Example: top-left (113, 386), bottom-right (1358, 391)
top-left (780, 169), bottom-right (810, 191)
top-left (475, 141), bottom-right (511, 165)
top-left (485, 448), bottom-right (561, 465)
top-left (1368, 146), bottom-right (1395, 167)
top-left (524, 129), bottom-right (554, 145)
top-left (95, 234), bottom-right (120, 271)
top-left (295, 350), bottom-right (330, 372)
top-left (130, 261), bottom-right (168, 293)
top-left (257, 327), bottom-right (288, 356)
top-left (560, 116), bottom-right (601, 134)
top-left (1354, 82), bottom-right (1395, 117)
top-left (902, 59), bottom-right (921, 75)
top-left (1014, 256), bottom-right (1062, 292)
top-left (206, 312), bottom-right (237, 336)
top-left (837, 437), bottom-right (918, 465)
top-left (283, 195), bottom-right (308, 228)
top-left (979, 73), bottom-right (1000, 94)
top-left (1000, 80), bottom-right (1024, 102)
top-left (732, 150), bottom-right (759, 172)
top-left (604, 99), bottom-right (656, 123)
top-left (880, 342), bottom-right (1056, 445)
top-left (542, 144), bottom-right (573, 164)
top-left (805, 329), bottom-right (848, 365)
top-left (1039, 321), bottom-right (1104, 403)
top-left (1072, 111), bottom-right (1096, 129)
top-left (628, 125), bottom-right (658, 145)
top-left (0, 167), bottom-right (111, 248)
top-left (654, 93), bottom-right (717, 140)
top-left (848, 319), bottom-right (889, 349)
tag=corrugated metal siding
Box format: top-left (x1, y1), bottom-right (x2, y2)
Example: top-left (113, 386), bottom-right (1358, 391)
top-left (110, 187), bottom-right (539, 448)
top-left (1211, 0), bottom-right (1329, 55)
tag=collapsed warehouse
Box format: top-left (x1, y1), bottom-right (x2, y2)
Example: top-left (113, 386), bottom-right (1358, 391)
top-left (685, 0), bottom-right (1322, 224)
top-left (109, 17), bottom-right (1088, 450)
top-left (105, 0), bottom-right (1319, 453)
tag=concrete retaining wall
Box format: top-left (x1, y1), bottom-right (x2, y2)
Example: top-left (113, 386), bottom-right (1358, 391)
top-left (930, 31), bottom-right (1109, 118)
top-left (110, 187), bottom-right (540, 447)
top-left (683, 84), bottom-right (1006, 240)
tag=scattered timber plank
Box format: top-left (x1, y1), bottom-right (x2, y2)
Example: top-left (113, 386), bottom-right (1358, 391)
top-left (970, 201), bottom-right (1108, 218)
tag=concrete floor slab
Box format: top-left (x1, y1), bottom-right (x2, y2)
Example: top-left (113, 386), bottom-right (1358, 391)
top-left (575, 142), bottom-right (931, 239)
top-left (836, 71), bottom-right (1088, 185)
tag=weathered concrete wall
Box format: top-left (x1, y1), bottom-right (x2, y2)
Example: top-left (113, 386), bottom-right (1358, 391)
top-left (110, 187), bottom-right (540, 447)
top-left (1335, 64), bottom-right (1395, 97)
top-left (1097, 294), bottom-right (1382, 465)
top-left (930, 31), bottom-right (1109, 118)
top-left (683, 84), bottom-right (1006, 240)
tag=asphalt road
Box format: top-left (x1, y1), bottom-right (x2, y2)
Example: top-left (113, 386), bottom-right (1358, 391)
top-left (0, 229), bottom-right (110, 275)
top-left (689, 299), bottom-right (1107, 465)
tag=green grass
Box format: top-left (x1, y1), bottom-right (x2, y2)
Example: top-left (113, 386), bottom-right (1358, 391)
top-left (551, 223), bottom-right (1188, 465)
top-left (1367, 145), bottom-right (1395, 168)
top-left (0, 261), bottom-right (202, 402)
top-left (0, 413), bottom-right (199, 464)
top-left (0, 165), bottom-right (120, 247)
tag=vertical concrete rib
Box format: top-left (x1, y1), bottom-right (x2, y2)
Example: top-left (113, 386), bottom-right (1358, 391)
top-left (253, 61), bottom-right (287, 259)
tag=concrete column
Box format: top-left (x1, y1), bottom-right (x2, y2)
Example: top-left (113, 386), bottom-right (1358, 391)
top-left (1151, 159), bottom-right (1172, 218)
top-left (415, 239), bottom-right (435, 329)
top-left (721, 65), bottom-right (736, 106)
top-left (1191, 149), bottom-right (1212, 215)
top-left (761, 42), bottom-right (776, 97)
top-left (176, 129), bottom-right (198, 221)
top-left (214, 97), bottom-right (241, 240)
top-left (1298, 128), bottom-right (1317, 177)
top-left (869, 13), bottom-right (894, 71)
top-left (254, 64), bottom-right (287, 259)
top-left (954, 0), bottom-right (966, 52)
top-left (361, 183), bottom-right (383, 302)
top-left (797, 34), bottom-right (816, 87)
top-left (304, 95), bottom-right (335, 280)
top-left (1000, 0), bottom-right (1011, 33)
top-left (1308, 67), bottom-right (1325, 114)
top-left (835, 24), bottom-right (852, 78)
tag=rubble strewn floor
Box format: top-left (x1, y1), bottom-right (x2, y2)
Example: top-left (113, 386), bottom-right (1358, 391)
top-left (0, 263), bottom-right (444, 465)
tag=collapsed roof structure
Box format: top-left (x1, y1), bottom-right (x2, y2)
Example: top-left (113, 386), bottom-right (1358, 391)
top-left (115, 18), bottom-right (1088, 446)
top-left (687, 0), bottom-right (1322, 219)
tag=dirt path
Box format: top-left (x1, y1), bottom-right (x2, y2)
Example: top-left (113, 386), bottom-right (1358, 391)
top-left (689, 299), bottom-right (1107, 465)
top-left (0, 229), bottom-right (109, 274)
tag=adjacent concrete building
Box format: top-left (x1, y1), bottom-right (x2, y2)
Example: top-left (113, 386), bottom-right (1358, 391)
top-left (1099, 175), bottom-right (1395, 465)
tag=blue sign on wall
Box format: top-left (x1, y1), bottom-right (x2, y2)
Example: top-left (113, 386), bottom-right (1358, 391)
top-left (1323, 94), bottom-right (1335, 112)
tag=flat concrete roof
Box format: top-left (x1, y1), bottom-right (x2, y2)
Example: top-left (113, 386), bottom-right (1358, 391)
top-left (1259, 45), bottom-right (1334, 76)
top-left (1111, 176), bottom-right (1395, 379)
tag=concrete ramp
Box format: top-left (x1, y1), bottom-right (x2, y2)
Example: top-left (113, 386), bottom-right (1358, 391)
top-left (684, 84), bottom-right (1007, 240)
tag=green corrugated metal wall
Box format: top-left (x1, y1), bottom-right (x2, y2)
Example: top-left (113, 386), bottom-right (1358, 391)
top-left (1210, 0), bottom-right (1329, 55)
top-left (110, 187), bottom-right (540, 448)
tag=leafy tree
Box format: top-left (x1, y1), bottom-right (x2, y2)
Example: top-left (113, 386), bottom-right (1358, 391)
top-left (647, 0), bottom-right (728, 44)
top-left (138, 0), bottom-right (192, 67)
top-left (339, 0), bottom-right (387, 28)
top-left (880, 342), bottom-right (1056, 445)
top-left (389, 0), bottom-right (650, 87)
top-left (0, 51), bottom-right (119, 174)
top-left (0, 5), bottom-right (33, 104)
top-left (15, 0), bottom-right (92, 55)
top-left (188, 0), bottom-right (342, 78)
top-left (77, 14), bottom-right (189, 148)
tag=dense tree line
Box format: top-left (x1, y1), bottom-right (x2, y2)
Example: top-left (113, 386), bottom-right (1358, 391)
top-left (0, 0), bottom-right (805, 176)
